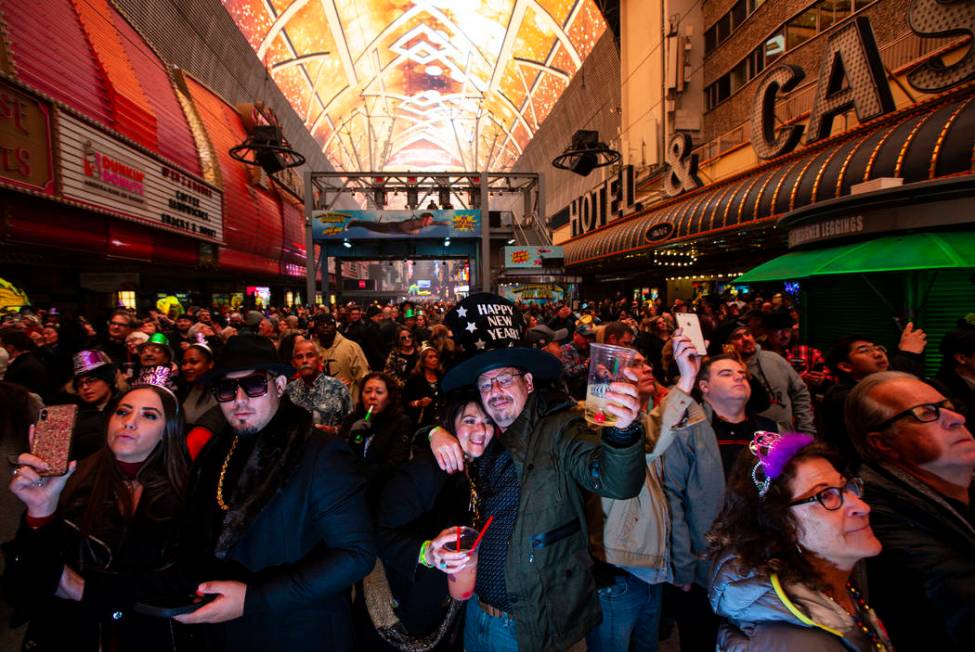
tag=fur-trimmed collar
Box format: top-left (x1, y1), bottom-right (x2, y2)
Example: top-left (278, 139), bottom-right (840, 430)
top-left (215, 398), bottom-right (310, 558)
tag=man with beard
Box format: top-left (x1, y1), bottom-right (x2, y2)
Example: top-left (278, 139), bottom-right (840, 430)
top-left (430, 293), bottom-right (644, 652)
top-left (724, 325), bottom-right (815, 436)
top-left (287, 339), bottom-right (351, 435)
top-left (174, 335), bottom-right (375, 651)
top-left (314, 314), bottom-right (369, 403)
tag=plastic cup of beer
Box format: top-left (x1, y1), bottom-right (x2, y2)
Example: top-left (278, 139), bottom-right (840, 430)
top-left (585, 343), bottom-right (639, 427)
top-left (444, 526), bottom-right (479, 601)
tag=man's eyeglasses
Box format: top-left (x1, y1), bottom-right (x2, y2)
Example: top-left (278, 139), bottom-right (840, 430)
top-left (212, 373), bottom-right (271, 403)
top-left (477, 372), bottom-right (524, 394)
top-left (789, 478), bottom-right (864, 511)
top-left (852, 344), bottom-right (886, 355)
top-left (76, 376), bottom-right (103, 387)
top-left (873, 398), bottom-right (962, 431)
top-left (107, 320), bottom-right (131, 328)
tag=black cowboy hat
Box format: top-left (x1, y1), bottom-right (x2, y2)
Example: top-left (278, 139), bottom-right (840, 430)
top-left (441, 293), bottom-right (561, 393)
top-left (204, 335), bottom-right (294, 384)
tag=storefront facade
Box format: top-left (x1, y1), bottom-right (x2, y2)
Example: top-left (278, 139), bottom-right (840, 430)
top-left (554, 0), bottom-right (975, 317)
top-left (0, 0), bottom-right (318, 314)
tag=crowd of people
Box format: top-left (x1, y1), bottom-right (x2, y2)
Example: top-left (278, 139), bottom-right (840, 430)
top-left (0, 290), bottom-right (973, 651)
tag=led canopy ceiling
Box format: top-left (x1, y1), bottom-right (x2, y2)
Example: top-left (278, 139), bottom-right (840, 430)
top-left (222, 0), bottom-right (606, 172)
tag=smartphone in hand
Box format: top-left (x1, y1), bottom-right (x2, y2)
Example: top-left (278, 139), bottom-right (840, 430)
top-left (135, 594), bottom-right (217, 618)
top-left (675, 313), bottom-right (707, 356)
top-left (31, 405), bottom-right (77, 476)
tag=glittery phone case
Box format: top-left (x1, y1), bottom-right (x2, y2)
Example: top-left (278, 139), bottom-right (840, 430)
top-left (31, 404), bottom-right (78, 476)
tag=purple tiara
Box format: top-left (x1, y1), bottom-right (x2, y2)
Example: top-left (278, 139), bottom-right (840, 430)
top-left (749, 431), bottom-right (814, 497)
top-left (133, 365), bottom-right (176, 393)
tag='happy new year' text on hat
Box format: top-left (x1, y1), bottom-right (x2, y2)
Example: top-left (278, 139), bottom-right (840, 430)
top-left (441, 293), bottom-right (561, 392)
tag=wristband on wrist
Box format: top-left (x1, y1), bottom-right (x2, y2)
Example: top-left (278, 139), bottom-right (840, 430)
top-left (418, 540), bottom-right (434, 568)
top-left (427, 426), bottom-right (440, 442)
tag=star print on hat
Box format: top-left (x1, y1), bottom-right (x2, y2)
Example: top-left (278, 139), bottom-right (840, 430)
top-left (442, 293), bottom-right (561, 392)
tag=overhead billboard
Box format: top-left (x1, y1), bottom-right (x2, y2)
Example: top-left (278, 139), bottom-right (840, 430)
top-left (504, 246), bottom-right (564, 269)
top-left (312, 209), bottom-right (480, 240)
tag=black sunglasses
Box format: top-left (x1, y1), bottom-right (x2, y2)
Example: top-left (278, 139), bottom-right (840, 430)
top-left (212, 373), bottom-right (271, 403)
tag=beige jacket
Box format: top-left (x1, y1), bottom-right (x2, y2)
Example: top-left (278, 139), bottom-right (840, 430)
top-left (318, 332), bottom-right (369, 404)
top-left (588, 389), bottom-right (701, 579)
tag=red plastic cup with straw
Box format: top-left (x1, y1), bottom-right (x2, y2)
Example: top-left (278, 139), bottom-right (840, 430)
top-left (444, 516), bottom-right (494, 601)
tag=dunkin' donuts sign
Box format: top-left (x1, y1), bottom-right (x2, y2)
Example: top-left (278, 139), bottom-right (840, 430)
top-left (82, 140), bottom-right (145, 202)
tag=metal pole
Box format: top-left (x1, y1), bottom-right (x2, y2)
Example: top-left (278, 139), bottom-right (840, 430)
top-left (304, 171), bottom-right (316, 307)
top-left (479, 173), bottom-right (490, 292)
top-left (320, 244), bottom-right (328, 306)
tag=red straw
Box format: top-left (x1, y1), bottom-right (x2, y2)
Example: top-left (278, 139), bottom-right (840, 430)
top-left (456, 526), bottom-right (460, 551)
top-left (471, 515), bottom-right (495, 550)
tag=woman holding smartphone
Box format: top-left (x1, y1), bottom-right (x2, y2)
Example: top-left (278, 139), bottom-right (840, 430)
top-left (5, 371), bottom-right (192, 651)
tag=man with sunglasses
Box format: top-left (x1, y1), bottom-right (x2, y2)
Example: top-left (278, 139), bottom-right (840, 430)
top-left (174, 335), bottom-right (375, 651)
top-left (845, 371), bottom-right (975, 651)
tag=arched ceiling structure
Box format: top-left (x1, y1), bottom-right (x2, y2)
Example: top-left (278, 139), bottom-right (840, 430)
top-left (222, 0), bottom-right (606, 172)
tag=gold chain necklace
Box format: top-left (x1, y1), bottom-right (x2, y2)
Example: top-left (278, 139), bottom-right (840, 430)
top-left (215, 436), bottom-right (240, 511)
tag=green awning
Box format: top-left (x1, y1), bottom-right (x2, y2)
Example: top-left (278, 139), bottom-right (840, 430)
top-left (736, 231), bottom-right (975, 283)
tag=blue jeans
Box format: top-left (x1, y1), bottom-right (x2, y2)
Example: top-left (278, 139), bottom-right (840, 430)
top-left (463, 597), bottom-right (519, 652)
top-left (586, 572), bottom-right (663, 652)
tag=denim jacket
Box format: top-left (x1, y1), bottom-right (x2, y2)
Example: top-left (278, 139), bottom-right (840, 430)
top-left (659, 387), bottom-right (726, 587)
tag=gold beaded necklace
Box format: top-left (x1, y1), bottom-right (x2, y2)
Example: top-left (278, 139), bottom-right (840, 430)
top-left (215, 436), bottom-right (240, 511)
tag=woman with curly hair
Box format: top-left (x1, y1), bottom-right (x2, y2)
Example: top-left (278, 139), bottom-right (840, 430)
top-left (707, 432), bottom-right (894, 651)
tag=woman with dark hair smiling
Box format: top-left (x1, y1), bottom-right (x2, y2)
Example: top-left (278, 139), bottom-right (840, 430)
top-left (360, 390), bottom-right (493, 650)
top-left (179, 336), bottom-right (218, 425)
top-left (707, 432), bottom-right (893, 651)
top-left (5, 370), bottom-right (191, 651)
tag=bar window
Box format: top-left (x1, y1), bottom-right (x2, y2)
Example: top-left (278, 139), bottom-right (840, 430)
top-left (786, 8), bottom-right (818, 50)
top-left (117, 291), bottom-right (136, 310)
top-left (764, 31), bottom-right (786, 63)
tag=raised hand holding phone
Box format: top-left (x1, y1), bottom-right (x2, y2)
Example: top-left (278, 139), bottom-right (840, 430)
top-left (10, 429), bottom-right (77, 518)
top-left (30, 405), bottom-right (77, 476)
top-left (672, 333), bottom-right (704, 395)
top-left (674, 314), bottom-right (707, 355)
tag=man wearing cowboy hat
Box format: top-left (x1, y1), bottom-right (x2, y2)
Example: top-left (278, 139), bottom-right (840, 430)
top-left (173, 335), bottom-right (375, 651)
top-left (432, 293), bottom-right (645, 651)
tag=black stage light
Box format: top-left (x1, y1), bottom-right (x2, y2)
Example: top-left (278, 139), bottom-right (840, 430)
top-left (551, 130), bottom-right (620, 177)
top-left (229, 125), bottom-right (306, 174)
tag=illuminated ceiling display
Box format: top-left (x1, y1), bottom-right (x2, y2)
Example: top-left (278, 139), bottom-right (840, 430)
top-left (222, 0), bottom-right (606, 172)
